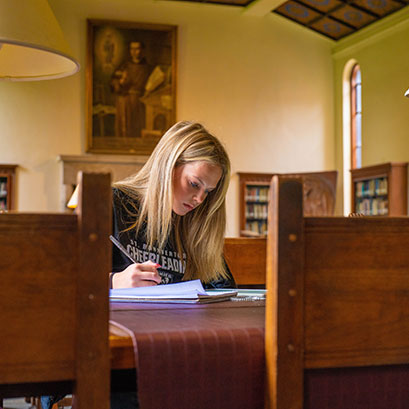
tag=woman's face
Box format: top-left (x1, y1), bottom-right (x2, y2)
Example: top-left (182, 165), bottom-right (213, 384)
top-left (172, 161), bottom-right (222, 216)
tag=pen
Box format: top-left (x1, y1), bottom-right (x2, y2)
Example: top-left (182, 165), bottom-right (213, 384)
top-left (109, 235), bottom-right (163, 278)
top-left (110, 235), bottom-right (161, 286)
top-left (109, 235), bottom-right (137, 264)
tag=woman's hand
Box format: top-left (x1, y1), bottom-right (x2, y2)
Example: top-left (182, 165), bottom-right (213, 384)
top-left (112, 261), bottom-right (162, 288)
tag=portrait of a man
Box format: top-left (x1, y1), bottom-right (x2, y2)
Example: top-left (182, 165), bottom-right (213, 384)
top-left (87, 20), bottom-right (177, 155)
top-left (111, 41), bottom-right (152, 138)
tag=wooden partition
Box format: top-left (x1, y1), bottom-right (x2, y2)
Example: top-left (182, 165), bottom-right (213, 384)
top-left (0, 172), bottom-right (112, 409)
top-left (224, 237), bottom-right (266, 287)
top-left (266, 176), bottom-right (409, 409)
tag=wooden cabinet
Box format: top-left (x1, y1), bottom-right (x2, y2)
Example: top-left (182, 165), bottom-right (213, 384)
top-left (0, 164), bottom-right (17, 211)
top-left (351, 162), bottom-right (408, 216)
top-left (238, 171), bottom-right (337, 237)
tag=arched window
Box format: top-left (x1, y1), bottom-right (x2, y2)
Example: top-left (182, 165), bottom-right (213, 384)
top-left (350, 64), bottom-right (362, 169)
top-left (342, 59), bottom-right (360, 215)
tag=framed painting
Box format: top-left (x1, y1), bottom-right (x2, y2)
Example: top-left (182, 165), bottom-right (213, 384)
top-left (86, 19), bottom-right (177, 155)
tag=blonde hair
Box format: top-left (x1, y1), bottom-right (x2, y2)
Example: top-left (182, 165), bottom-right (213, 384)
top-left (113, 121), bottom-right (231, 282)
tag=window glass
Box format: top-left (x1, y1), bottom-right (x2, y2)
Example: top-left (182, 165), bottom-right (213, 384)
top-left (351, 64), bottom-right (362, 169)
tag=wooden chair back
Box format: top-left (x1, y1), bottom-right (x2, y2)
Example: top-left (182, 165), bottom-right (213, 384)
top-left (0, 172), bottom-right (112, 409)
top-left (266, 175), bottom-right (409, 409)
top-left (224, 237), bottom-right (266, 287)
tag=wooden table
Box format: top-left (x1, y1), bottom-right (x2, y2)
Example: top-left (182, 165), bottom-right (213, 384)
top-left (109, 300), bottom-right (265, 409)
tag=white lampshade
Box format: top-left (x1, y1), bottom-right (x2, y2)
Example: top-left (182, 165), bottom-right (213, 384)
top-left (405, 88), bottom-right (409, 98)
top-left (0, 0), bottom-right (79, 81)
top-left (67, 184), bottom-right (79, 209)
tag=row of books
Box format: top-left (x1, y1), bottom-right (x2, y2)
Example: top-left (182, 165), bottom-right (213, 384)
top-left (245, 220), bottom-right (268, 235)
top-left (355, 177), bottom-right (388, 198)
top-left (245, 203), bottom-right (268, 219)
top-left (245, 186), bottom-right (269, 202)
top-left (355, 197), bottom-right (389, 215)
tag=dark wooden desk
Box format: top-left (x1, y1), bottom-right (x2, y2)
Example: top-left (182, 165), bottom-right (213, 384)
top-left (109, 300), bottom-right (265, 409)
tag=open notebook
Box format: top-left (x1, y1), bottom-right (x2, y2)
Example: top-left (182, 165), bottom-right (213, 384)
top-left (109, 279), bottom-right (238, 304)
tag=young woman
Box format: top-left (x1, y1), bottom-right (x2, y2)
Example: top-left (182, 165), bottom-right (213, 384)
top-left (41, 120), bottom-right (235, 409)
top-left (110, 120), bottom-right (235, 289)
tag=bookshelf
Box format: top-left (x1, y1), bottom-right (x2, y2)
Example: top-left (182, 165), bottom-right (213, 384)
top-left (238, 171), bottom-right (337, 237)
top-left (351, 162), bottom-right (408, 216)
top-left (0, 164), bottom-right (17, 211)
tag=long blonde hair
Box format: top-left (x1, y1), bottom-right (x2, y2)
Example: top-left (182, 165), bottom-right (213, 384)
top-left (113, 121), bottom-right (231, 282)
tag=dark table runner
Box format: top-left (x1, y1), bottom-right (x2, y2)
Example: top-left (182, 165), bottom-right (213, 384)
top-left (110, 301), bottom-right (265, 409)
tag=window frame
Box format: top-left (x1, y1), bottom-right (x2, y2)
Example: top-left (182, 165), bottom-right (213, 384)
top-left (350, 64), bottom-right (362, 169)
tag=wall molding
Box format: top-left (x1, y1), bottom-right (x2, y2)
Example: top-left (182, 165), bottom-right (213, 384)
top-left (58, 154), bottom-right (148, 210)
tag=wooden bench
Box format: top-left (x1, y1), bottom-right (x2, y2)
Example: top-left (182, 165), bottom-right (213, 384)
top-left (0, 172), bottom-right (112, 409)
top-left (266, 176), bottom-right (409, 409)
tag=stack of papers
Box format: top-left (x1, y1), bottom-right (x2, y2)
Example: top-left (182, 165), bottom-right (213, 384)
top-left (109, 279), bottom-right (238, 304)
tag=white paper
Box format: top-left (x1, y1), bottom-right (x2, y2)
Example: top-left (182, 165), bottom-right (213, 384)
top-left (109, 279), bottom-right (236, 301)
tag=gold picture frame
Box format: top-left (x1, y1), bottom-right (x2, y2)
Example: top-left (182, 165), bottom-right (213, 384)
top-left (86, 19), bottom-right (177, 155)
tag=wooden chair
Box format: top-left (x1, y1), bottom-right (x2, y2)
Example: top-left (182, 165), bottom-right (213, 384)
top-left (0, 172), bottom-right (112, 409)
top-left (224, 237), bottom-right (266, 288)
top-left (266, 175), bottom-right (409, 409)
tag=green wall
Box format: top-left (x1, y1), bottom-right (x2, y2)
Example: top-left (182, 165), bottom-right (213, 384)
top-left (333, 7), bottom-right (409, 214)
